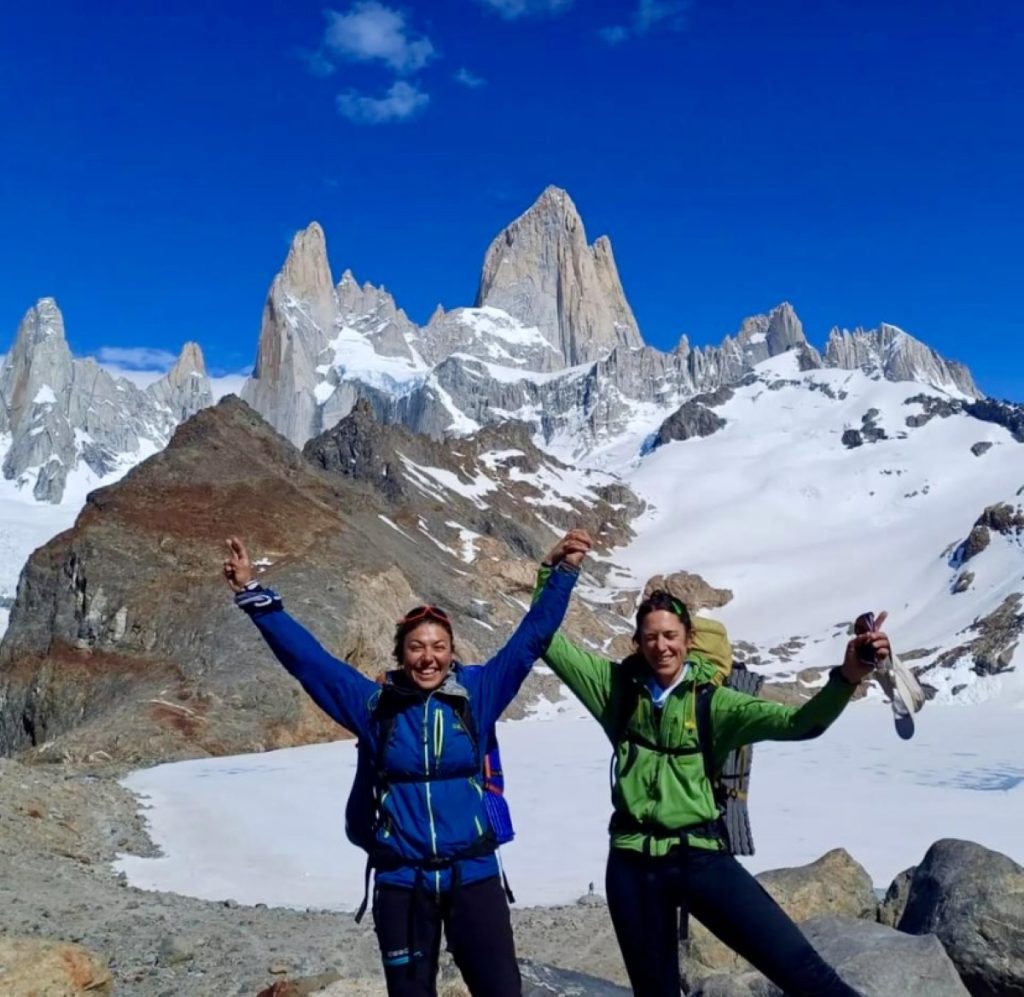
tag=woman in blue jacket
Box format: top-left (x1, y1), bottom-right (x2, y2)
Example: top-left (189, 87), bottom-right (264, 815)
top-left (222, 533), bottom-right (587, 997)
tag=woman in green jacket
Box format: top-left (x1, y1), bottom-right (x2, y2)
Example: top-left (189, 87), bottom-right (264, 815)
top-left (538, 530), bottom-right (881, 997)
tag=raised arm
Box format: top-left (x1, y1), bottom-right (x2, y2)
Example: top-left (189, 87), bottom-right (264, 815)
top-left (529, 530), bottom-right (618, 731)
top-left (710, 616), bottom-right (891, 763)
top-left (471, 557), bottom-right (580, 731)
top-left (223, 537), bottom-right (377, 739)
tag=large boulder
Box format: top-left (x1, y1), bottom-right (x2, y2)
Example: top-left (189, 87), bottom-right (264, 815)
top-left (898, 839), bottom-right (1024, 997)
top-left (684, 849), bottom-right (876, 981)
top-left (877, 865), bottom-right (916, 927)
top-left (692, 916), bottom-right (968, 996)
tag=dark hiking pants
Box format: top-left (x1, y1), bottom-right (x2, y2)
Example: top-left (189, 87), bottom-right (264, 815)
top-left (373, 874), bottom-right (521, 997)
top-left (606, 846), bottom-right (862, 997)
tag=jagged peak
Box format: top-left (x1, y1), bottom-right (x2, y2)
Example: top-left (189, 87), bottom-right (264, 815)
top-left (505, 185), bottom-right (585, 234)
top-left (273, 222), bottom-right (334, 303)
top-left (14, 297), bottom-right (68, 346)
top-left (170, 341), bottom-right (207, 377)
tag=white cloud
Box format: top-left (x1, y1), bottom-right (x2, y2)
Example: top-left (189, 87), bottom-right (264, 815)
top-left (454, 67), bottom-right (486, 88)
top-left (635, 0), bottom-right (691, 33)
top-left (600, 0), bottom-right (691, 44)
top-left (300, 48), bottom-right (337, 78)
top-left (473, 0), bottom-right (573, 20)
top-left (598, 25), bottom-right (629, 45)
top-left (96, 365), bottom-right (166, 389)
top-left (96, 346), bottom-right (178, 371)
top-left (336, 80), bottom-right (430, 124)
top-left (210, 373), bottom-right (249, 402)
top-left (323, 2), bottom-right (435, 75)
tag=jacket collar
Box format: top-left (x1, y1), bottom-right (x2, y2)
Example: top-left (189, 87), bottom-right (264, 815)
top-left (380, 664), bottom-right (470, 701)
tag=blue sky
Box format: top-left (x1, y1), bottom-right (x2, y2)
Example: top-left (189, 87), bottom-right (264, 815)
top-left (2, 0), bottom-right (1021, 399)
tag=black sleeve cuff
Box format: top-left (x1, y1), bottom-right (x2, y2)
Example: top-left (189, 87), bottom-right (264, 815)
top-left (234, 583), bottom-right (283, 615)
top-left (829, 665), bottom-right (857, 686)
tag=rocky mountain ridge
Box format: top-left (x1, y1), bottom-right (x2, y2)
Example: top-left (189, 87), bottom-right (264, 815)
top-left (0, 396), bottom-right (637, 764)
top-left (0, 298), bottom-right (213, 503)
top-left (235, 186), bottom-right (982, 455)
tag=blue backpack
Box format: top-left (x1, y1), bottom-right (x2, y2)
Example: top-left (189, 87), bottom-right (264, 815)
top-left (346, 678), bottom-right (515, 920)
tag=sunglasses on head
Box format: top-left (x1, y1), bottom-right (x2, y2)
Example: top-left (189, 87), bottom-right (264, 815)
top-left (399, 604), bottom-right (451, 626)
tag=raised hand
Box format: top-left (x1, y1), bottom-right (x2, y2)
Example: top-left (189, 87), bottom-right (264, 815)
top-left (842, 610), bottom-right (890, 684)
top-left (222, 536), bottom-right (254, 592)
top-left (543, 528), bottom-right (593, 569)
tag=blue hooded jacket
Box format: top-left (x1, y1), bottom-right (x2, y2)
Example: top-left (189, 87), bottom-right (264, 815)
top-left (236, 562), bottom-right (578, 893)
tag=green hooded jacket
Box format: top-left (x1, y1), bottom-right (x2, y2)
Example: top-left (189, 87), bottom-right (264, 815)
top-left (534, 566), bottom-right (856, 856)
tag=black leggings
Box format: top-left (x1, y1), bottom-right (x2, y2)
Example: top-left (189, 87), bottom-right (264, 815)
top-left (605, 846), bottom-right (861, 997)
top-left (373, 875), bottom-right (521, 997)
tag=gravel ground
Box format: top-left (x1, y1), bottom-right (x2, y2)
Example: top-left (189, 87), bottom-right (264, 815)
top-left (0, 758), bottom-right (627, 995)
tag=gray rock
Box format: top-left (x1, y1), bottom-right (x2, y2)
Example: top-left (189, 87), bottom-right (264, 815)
top-left (335, 269), bottom-right (418, 364)
top-left (520, 959), bottom-right (630, 995)
top-left (157, 935), bottom-right (195, 966)
top-left (971, 441), bottom-right (993, 456)
top-left (952, 571), bottom-right (974, 594)
top-left (694, 915), bottom-right (968, 996)
top-left (825, 324), bottom-right (980, 398)
top-left (955, 525), bottom-right (991, 565)
top-left (145, 342), bottom-right (214, 423)
top-left (802, 915), bottom-right (969, 996)
top-left (877, 865), bottom-right (915, 927)
top-left (475, 185), bottom-right (643, 367)
top-left (652, 393), bottom-right (728, 449)
top-left (0, 300), bottom-right (213, 503)
top-left (965, 397), bottom-right (1024, 442)
top-left (898, 839), bottom-right (1024, 997)
top-left (241, 222), bottom-right (336, 446)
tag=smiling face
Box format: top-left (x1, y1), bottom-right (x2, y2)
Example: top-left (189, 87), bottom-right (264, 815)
top-left (637, 609), bottom-right (692, 688)
top-left (400, 621), bottom-right (454, 691)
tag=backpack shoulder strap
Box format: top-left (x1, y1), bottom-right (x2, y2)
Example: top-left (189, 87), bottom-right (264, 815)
top-left (449, 665), bottom-right (480, 756)
top-left (695, 682), bottom-right (718, 783)
top-left (371, 684), bottom-right (408, 780)
top-left (609, 655), bottom-right (644, 745)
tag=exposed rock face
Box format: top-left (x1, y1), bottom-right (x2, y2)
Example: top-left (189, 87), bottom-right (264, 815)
top-left (925, 593), bottom-right (1023, 680)
top-left (728, 302), bottom-right (809, 367)
top-left (954, 503), bottom-right (1024, 566)
top-left (0, 299), bottom-right (214, 503)
top-left (303, 399), bottom-right (642, 579)
top-left (965, 397), bottom-right (1024, 442)
top-left (0, 936), bottom-right (113, 994)
top-left (652, 387), bottom-right (731, 449)
top-left (641, 571), bottom-right (733, 615)
top-left (0, 396), bottom-right (358, 761)
top-left (237, 191), bottom-right (987, 456)
top-left (335, 269), bottom-right (418, 363)
top-left (241, 223), bottom-right (337, 446)
top-left (898, 839), bottom-right (1024, 997)
top-left (0, 398), bottom-right (642, 761)
top-left (475, 186), bottom-right (643, 367)
top-left (825, 323), bottom-right (981, 398)
top-left (145, 341), bottom-right (215, 422)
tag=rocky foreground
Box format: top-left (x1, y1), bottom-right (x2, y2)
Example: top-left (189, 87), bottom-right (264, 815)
top-left (1, 758), bottom-right (1022, 996)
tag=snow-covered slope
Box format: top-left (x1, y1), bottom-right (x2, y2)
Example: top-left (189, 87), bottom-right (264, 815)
top-left (591, 352), bottom-right (1023, 701)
